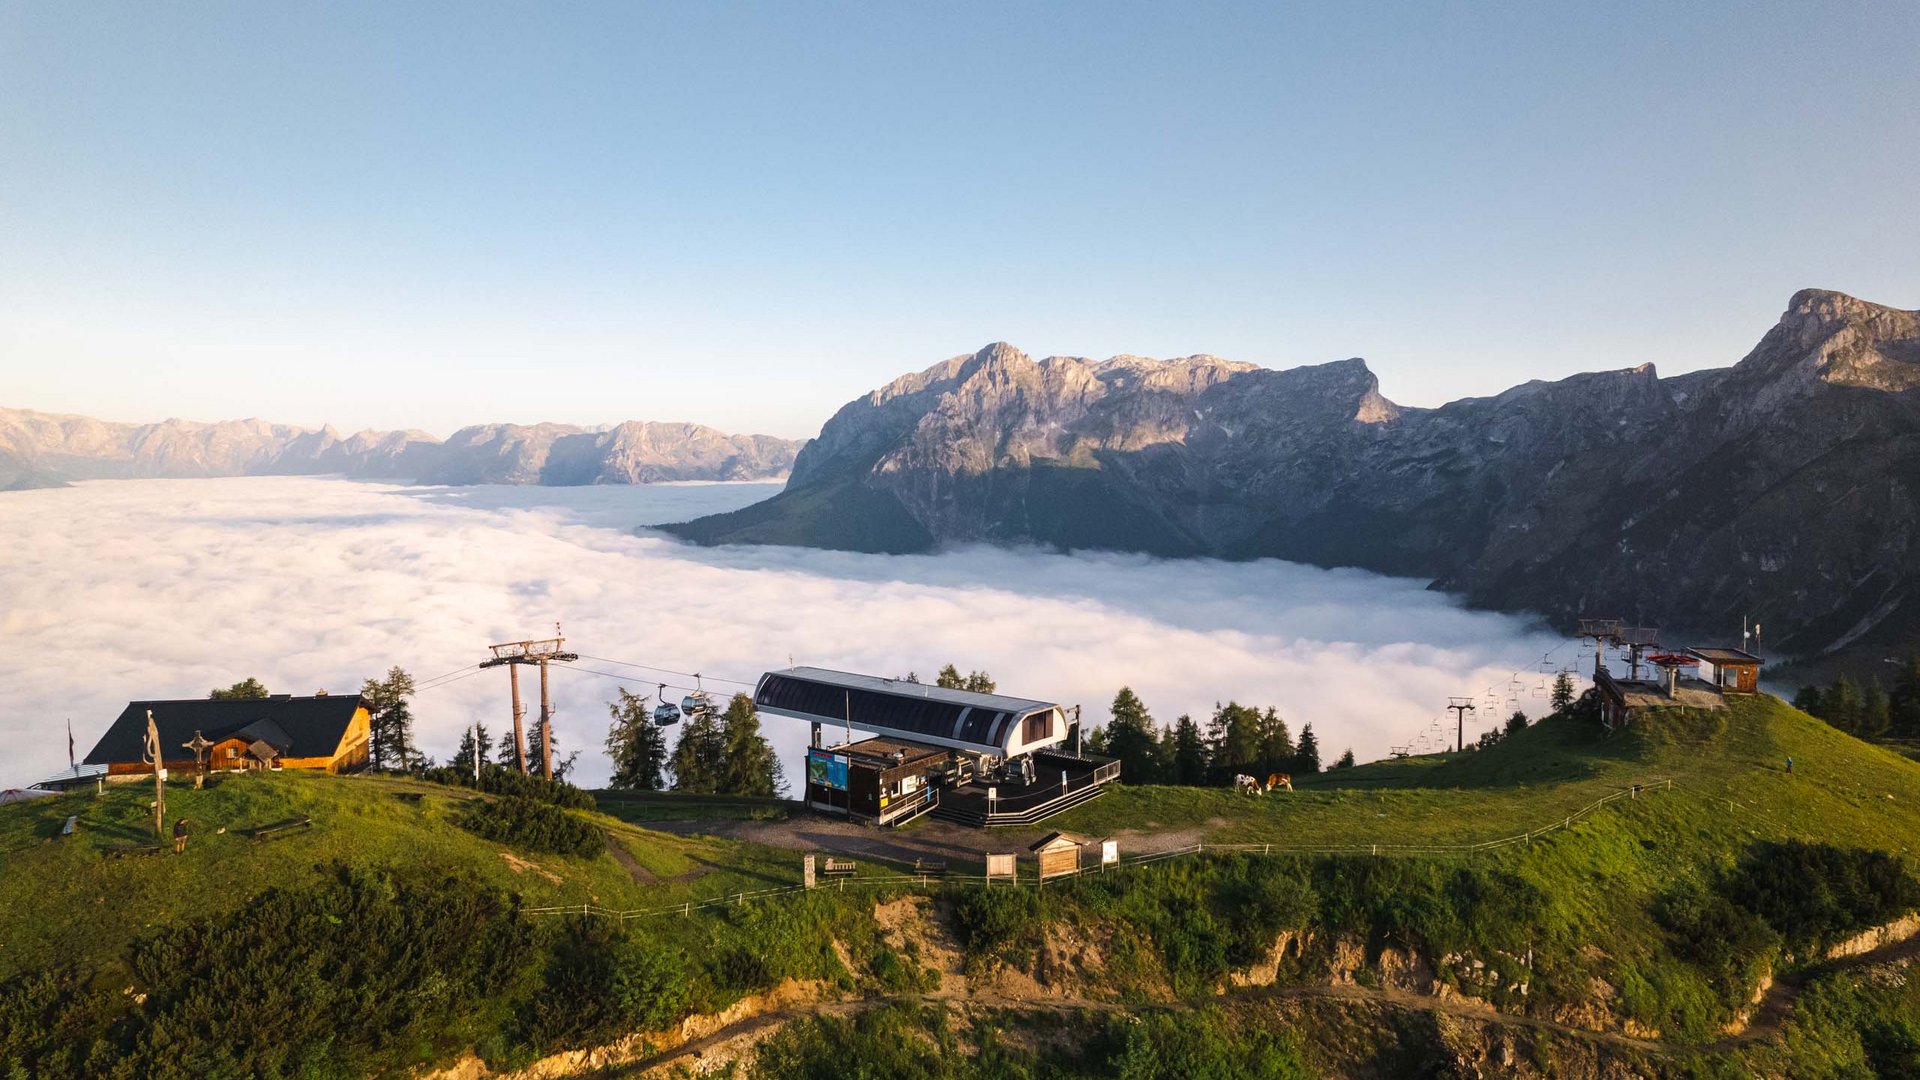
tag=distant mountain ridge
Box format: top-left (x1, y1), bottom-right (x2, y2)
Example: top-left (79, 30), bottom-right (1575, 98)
top-left (0, 411), bottom-right (800, 489)
top-left (669, 289), bottom-right (1920, 662)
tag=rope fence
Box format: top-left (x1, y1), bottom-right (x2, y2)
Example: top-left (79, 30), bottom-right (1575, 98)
top-left (525, 778), bottom-right (1672, 923)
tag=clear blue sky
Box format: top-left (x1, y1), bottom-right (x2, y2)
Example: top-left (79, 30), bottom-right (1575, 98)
top-left (3, 2), bottom-right (1915, 439)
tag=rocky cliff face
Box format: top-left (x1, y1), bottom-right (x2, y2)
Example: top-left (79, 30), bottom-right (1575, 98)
top-left (671, 289), bottom-right (1920, 660)
top-left (0, 411), bottom-right (799, 490)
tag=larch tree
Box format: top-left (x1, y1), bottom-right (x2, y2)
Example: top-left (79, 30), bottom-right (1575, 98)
top-left (604, 687), bottom-right (668, 791)
top-left (718, 693), bottom-right (784, 797)
top-left (361, 667), bottom-right (420, 770)
top-left (935, 664), bottom-right (996, 693)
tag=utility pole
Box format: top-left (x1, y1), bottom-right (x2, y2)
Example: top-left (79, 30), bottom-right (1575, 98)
top-left (1446, 697), bottom-right (1476, 754)
top-left (539, 656), bottom-right (554, 779)
top-left (480, 630), bottom-right (577, 778)
top-left (508, 663), bottom-right (526, 773)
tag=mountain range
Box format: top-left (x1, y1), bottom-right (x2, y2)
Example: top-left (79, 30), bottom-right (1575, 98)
top-left (669, 289), bottom-right (1920, 663)
top-left (0, 412), bottom-right (800, 489)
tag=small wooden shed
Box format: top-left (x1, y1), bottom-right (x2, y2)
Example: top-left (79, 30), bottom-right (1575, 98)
top-left (1688, 647), bottom-right (1765, 694)
top-left (1029, 831), bottom-right (1085, 880)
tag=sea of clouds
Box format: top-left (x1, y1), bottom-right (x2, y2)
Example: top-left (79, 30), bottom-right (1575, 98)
top-left (0, 476), bottom-right (1581, 789)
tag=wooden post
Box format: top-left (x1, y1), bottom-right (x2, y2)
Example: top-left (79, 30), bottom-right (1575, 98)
top-left (510, 662), bottom-right (527, 774)
top-left (144, 710), bottom-right (165, 838)
top-left (539, 656), bottom-right (553, 780)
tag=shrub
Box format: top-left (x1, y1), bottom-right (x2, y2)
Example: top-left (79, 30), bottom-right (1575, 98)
top-left (519, 918), bottom-right (693, 1052)
top-left (458, 795), bottom-right (606, 858)
top-left (1725, 841), bottom-right (1920, 954)
top-left (949, 887), bottom-right (1043, 956)
top-left (418, 764), bottom-right (596, 810)
top-left (1654, 885), bottom-right (1779, 1012)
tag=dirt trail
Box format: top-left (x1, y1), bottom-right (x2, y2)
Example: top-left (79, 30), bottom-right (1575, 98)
top-left (1711, 925), bottom-right (1920, 1051)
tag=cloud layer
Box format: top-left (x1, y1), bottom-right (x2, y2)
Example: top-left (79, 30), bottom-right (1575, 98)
top-left (0, 477), bottom-right (1580, 789)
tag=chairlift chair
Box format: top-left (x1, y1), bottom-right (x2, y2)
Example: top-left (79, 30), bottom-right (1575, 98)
top-left (652, 682), bottom-right (682, 726)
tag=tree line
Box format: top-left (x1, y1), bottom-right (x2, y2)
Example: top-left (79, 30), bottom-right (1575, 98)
top-left (603, 688), bottom-right (783, 797)
top-left (1793, 654), bottom-right (1920, 740)
top-left (1084, 686), bottom-right (1345, 785)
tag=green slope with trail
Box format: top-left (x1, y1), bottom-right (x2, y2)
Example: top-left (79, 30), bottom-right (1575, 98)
top-left (1, 695), bottom-right (1918, 1078)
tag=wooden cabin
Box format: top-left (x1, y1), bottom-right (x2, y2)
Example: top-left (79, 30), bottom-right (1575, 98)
top-left (84, 695), bottom-right (371, 777)
top-left (1687, 648), bottom-right (1765, 694)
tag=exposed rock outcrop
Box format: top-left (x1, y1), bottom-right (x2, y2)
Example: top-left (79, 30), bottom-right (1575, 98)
top-left (670, 289), bottom-right (1920, 660)
top-left (0, 411), bottom-right (799, 489)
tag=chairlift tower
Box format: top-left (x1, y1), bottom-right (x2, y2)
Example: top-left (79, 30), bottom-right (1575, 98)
top-left (1446, 697), bottom-right (1476, 753)
top-left (1577, 618), bottom-right (1625, 678)
top-left (480, 627), bottom-right (578, 779)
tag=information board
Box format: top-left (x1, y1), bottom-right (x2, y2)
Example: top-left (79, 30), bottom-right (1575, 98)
top-left (806, 748), bottom-right (849, 791)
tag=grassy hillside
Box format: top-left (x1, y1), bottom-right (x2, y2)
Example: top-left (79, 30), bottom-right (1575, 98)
top-left (4, 696), bottom-right (1919, 1078)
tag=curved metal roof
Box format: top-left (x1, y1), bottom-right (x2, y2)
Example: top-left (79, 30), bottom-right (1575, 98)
top-left (754, 667), bottom-right (1059, 755)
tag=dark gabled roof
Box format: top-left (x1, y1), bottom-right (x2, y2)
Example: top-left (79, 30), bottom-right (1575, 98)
top-left (1688, 647), bottom-right (1765, 665)
top-left (1029, 831), bottom-right (1087, 852)
top-left (84, 695), bottom-right (364, 765)
top-left (755, 667), bottom-right (1059, 754)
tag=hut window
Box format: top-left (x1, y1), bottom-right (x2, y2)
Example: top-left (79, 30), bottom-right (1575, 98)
top-left (1023, 712), bottom-right (1051, 742)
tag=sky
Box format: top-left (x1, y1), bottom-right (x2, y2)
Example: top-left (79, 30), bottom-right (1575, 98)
top-left (2, 2), bottom-right (1916, 439)
top-left (0, 478), bottom-right (1573, 790)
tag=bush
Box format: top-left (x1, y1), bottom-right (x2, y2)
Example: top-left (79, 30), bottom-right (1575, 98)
top-left (1654, 885), bottom-right (1779, 1012)
top-left (519, 918), bottom-right (693, 1052)
top-left (1725, 841), bottom-right (1920, 954)
top-left (5, 865), bottom-right (537, 1080)
top-left (418, 764), bottom-right (596, 810)
top-left (949, 887), bottom-right (1043, 956)
top-left (458, 795), bottom-right (606, 858)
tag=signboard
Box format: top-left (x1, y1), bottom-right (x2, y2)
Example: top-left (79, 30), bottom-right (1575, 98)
top-left (985, 853), bottom-right (1016, 882)
top-left (1101, 840), bottom-right (1118, 866)
top-left (805, 748), bottom-right (849, 791)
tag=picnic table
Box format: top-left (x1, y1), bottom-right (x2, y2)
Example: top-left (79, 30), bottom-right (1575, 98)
top-left (821, 857), bottom-right (857, 877)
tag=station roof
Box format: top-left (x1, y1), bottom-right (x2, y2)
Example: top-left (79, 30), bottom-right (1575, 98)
top-left (756, 667), bottom-right (1059, 755)
top-left (1688, 647), bottom-right (1765, 665)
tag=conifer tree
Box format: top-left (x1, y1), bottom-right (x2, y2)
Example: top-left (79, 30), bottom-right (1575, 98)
top-left (1170, 714), bottom-right (1208, 785)
top-left (452, 721), bottom-right (494, 775)
top-left (1825, 675), bottom-right (1864, 734)
top-left (1550, 672), bottom-right (1576, 712)
top-left (718, 693), bottom-right (784, 797)
top-left (669, 702), bottom-right (727, 793)
top-left (361, 666), bottom-right (419, 770)
top-left (1104, 687), bottom-right (1162, 784)
top-left (935, 664), bottom-right (997, 693)
top-left (1888, 654), bottom-right (1920, 737)
top-left (1208, 703), bottom-right (1264, 778)
top-left (1860, 679), bottom-right (1892, 739)
top-left (604, 688), bottom-right (668, 791)
top-left (1292, 722), bottom-right (1322, 775)
top-left (1255, 707), bottom-right (1294, 777)
top-left (1332, 748), bottom-right (1357, 769)
top-left (1505, 710), bottom-right (1529, 736)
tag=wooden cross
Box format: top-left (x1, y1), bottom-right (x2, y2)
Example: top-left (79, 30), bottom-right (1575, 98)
top-left (183, 729), bottom-right (214, 788)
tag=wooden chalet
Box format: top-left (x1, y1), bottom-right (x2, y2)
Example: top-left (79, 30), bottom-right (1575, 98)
top-left (84, 694), bottom-right (371, 777)
top-left (1688, 647), bottom-right (1764, 694)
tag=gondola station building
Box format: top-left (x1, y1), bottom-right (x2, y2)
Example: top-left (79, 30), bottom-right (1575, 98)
top-left (753, 667), bottom-right (1120, 827)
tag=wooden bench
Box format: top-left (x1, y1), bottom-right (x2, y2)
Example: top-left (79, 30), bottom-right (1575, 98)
top-left (912, 858), bottom-right (947, 877)
top-left (820, 857), bottom-right (857, 877)
top-left (248, 816), bottom-right (313, 843)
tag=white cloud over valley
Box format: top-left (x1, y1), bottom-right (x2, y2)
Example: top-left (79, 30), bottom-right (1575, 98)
top-left (0, 477), bottom-right (1580, 789)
